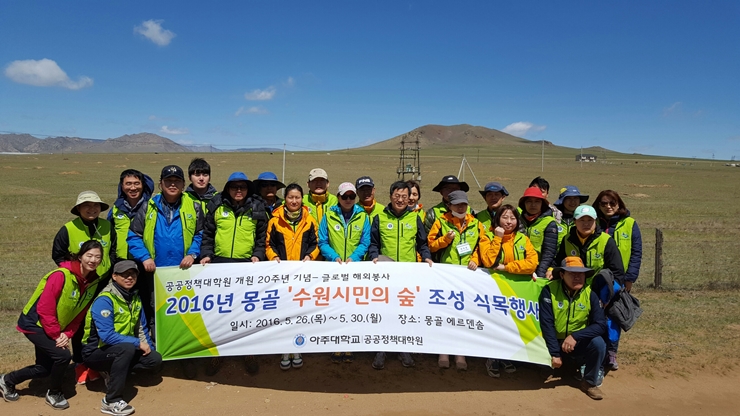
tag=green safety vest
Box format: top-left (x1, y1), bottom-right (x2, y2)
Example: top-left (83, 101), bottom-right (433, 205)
top-left (524, 215), bottom-right (556, 255)
top-left (357, 202), bottom-right (384, 221)
top-left (213, 204), bottom-right (258, 259)
top-left (143, 195), bottom-right (198, 259)
top-left (476, 209), bottom-right (495, 236)
top-left (557, 217), bottom-right (575, 249)
top-left (82, 290), bottom-right (142, 347)
top-left (377, 209), bottom-right (419, 262)
top-left (549, 280), bottom-right (592, 339)
top-left (23, 268), bottom-right (100, 331)
top-left (65, 217), bottom-right (112, 277)
top-left (496, 232), bottom-right (529, 264)
top-left (612, 217), bottom-right (635, 272)
top-left (325, 209), bottom-right (368, 261)
top-left (303, 193), bottom-right (339, 223)
top-left (111, 206), bottom-right (133, 260)
top-left (563, 233), bottom-right (611, 279)
top-left (436, 217), bottom-right (481, 265)
top-left (186, 191), bottom-right (217, 215)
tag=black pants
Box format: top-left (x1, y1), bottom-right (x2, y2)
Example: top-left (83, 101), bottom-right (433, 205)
top-left (136, 270), bottom-right (156, 342)
top-left (5, 331), bottom-right (72, 393)
top-left (83, 343), bottom-right (162, 402)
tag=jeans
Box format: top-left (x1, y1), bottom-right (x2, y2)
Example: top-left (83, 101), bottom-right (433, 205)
top-left (563, 336), bottom-right (606, 386)
top-left (83, 343), bottom-right (162, 402)
top-left (5, 330), bottom-right (72, 393)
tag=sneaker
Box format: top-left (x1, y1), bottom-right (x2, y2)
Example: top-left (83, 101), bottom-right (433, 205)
top-left (485, 359), bottom-right (500, 378)
top-left (181, 360), bottom-right (197, 380)
top-left (343, 352), bottom-right (354, 363)
top-left (372, 352), bottom-right (386, 370)
top-left (280, 354), bottom-right (291, 370)
top-left (580, 380), bottom-right (604, 400)
top-left (45, 390), bottom-right (70, 410)
top-left (75, 363), bottom-right (90, 385)
top-left (575, 364), bottom-right (585, 382)
top-left (205, 357), bottom-right (222, 376)
top-left (596, 368), bottom-right (605, 387)
top-left (0, 374), bottom-right (20, 402)
top-left (244, 356), bottom-right (259, 375)
top-left (101, 397), bottom-right (135, 415)
top-left (331, 352), bottom-right (343, 364)
top-left (607, 351), bottom-right (619, 371)
top-left (291, 354), bottom-right (303, 369)
top-left (398, 352), bottom-right (415, 368)
top-left (501, 360), bottom-right (517, 373)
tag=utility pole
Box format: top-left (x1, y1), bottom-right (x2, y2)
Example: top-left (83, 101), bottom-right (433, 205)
top-left (397, 132), bottom-right (421, 182)
top-left (281, 143), bottom-right (286, 197)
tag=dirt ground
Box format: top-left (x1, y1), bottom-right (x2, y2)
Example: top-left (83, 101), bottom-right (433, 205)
top-left (3, 353), bottom-right (739, 416)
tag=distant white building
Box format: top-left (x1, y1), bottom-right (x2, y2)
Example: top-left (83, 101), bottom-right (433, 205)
top-left (576, 153), bottom-right (597, 162)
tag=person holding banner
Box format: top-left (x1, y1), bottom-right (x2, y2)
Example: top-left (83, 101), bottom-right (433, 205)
top-left (481, 203), bottom-right (539, 377)
top-left (319, 182), bottom-right (371, 363)
top-left (266, 183), bottom-right (320, 369)
top-left (539, 257), bottom-right (607, 400)
top-left (427, 190), bottom-right (488, 370)
top-left (82, 260), bottom-right (162, 416)
top-left (0, 241), bottom-right (103, 410)
top-left (518, 187), bottom-right (558, 278)
top-left (200, 171), bottom-right (267, 375)
top-left (369, 181), bottom-right (433, 370)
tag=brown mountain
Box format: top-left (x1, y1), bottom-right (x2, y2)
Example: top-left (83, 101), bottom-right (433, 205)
top-left (363, 124), bottom-right (552, 149)
top-left (0, 132), bottom-right (191, 153)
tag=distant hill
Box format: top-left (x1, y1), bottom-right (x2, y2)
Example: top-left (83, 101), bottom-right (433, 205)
top-left (0, 133), bottom-right (190, 153)
top-left (362, 124), bottom-right (554, 149)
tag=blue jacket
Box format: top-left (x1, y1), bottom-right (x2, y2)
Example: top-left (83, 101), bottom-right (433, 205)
top-left (599, 211), bottom-right (642, 283)
top-left (127, 194), bottom-right (204, 267)
top-left (86, 289), bottom-right (154, 350)
top-left (318, 204), bottom-right (371, 262)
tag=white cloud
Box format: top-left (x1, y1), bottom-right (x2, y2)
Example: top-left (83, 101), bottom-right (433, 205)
top-left (235, 106), bottom-right (268, 116)
top-left (134, 20), bottom-right (176, 46)
top-left (244, 86), bottom-right (276, 101)
top-left (663, 101), bottom-right (682, 116)
top-left (502, 121), bottom-right (546, 137)
top-left (160, 125), bottom-right (189, 135)
top-left (4, 59), bottom-right (93, 90)
top-left (283, 76), bottom-right (295, 87)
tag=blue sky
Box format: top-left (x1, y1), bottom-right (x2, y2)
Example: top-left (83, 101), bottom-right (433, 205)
top-left (1, 1), bottom-right (738, 158)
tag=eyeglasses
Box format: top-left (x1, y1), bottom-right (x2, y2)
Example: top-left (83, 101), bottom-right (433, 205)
top-left (391, 194), bottom-right (409, 201)
top-left (599, 201), bottom-right (618, 207)
top-left (340, 193), bottom-right (356, 200)
top-left (229, 185), bottom-right (248, 191)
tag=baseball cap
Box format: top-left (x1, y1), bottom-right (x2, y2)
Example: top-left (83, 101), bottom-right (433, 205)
top-left (355, 176), bottom-right (375, 189)
top-left (552, 256), bottom-right (594, 278)
top-left (574, 205), bottom-right (598, 220)
top-left (447, 190), bottom-right (469, 205)
top-left (113, 260), bottom-right (139, 275)
top-left (337, 182), bottom-right (357, 196)
top-left (308, 168), bottom-right (328, 181)
top-left (160, 165), bottom-right (185, 181)
top-left (71, 191), bottom-right (109, 215)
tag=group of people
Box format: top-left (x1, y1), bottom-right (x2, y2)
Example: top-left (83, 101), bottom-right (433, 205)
top-left (0, 158), bottom-right (642, 413)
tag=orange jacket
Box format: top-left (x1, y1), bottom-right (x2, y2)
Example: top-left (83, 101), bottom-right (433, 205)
top-left (483, 231), bottom-right (538, 275)
top-left (265, 205), bottom-right (319, 261)
top-left (427, 212), bottom-right (489, 266)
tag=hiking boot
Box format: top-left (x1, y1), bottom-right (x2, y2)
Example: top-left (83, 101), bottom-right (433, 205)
top-left (45, 390), bottom-right (70, 410)
top-left (244, 356), bottom-right (259, 375)
top-left (291, 354), bottom-right (303, 369)
top-left (343, 352), bottom-right (354, 363)
top-left (331, 352), bottom-right (343, 364)
top-left (501, 360), bottom-right (517, 373)
top-left (607, 351), bottom-right (619, 371)
top-left (398, 352), bottom-right (415, 368)
top-left (372, 352), bottom-right (386, 370)
top-left (485, 358), bottom-right (500, 378)
top-left (181, 360), bottom-right (197, 379)
top-left (580, 380), bottom-right (604, 400)
top-left (101, 397), bottom-right (135, 415)
top-left (75, 363), bottom-right (90, 385)
top-left (280, 354), bottom-right (291, 370)
top-left (0, 374), bottom-right (20, 402)
top-left (205, 358), bottom-right (222, 376)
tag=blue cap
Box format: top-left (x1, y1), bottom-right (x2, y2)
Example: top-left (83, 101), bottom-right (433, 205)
top-left (574, 205), bottom-right (598, 220)
top-left (479, 181), bottom-right (509, 198)
top-left (254, 171), bottom-right (285, 189)
top-left (226, 171), bottom-right (250, 183)
top-left (554, 185), bottom-right (589, 206)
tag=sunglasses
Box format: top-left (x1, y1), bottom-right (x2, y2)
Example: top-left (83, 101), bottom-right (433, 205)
top-left (340, 193), bottom-right (357, 200)
top-left (599, 201), bottom-right (618, 207)
top-left (229, 185), bottom-right (248, 191)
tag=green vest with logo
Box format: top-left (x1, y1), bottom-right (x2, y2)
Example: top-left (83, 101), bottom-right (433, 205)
top-left (497, 232), bottom-right (529, 264)
top-left (524, 215), bottom-right (556, 255)
top-left (82, 291), bottom-right (142, 347)
top-left (557, 217), bottom-right (575, 249)
top-left (65, 217), bottom-right (112, 277)
top-left (549, 280), bottom-right (592, 339)
top-left (476, 209), bottom-right (495, 237)
top-left (143, 195), bottom-right (198, 259)
top-left (436, 217), bottom-right (481, 265)
top-left (613, 217), bottom-right (635, 272)
top-left (326, 209), bottom-right (368, 261)
top-left (377, 209), bottom-right (419, 262)
top-left (303, 193), bottom-right (339, 223)
top-left (213, 204), bottom-right (258, 259)
top-left (23, 268), bottom-right (100, 331)
top-left (357, 202), bottom-right (384, 221)
top-left (111, 206), bottom-right (133, 260)
top-left (563, 233), bottom-right (611, 280)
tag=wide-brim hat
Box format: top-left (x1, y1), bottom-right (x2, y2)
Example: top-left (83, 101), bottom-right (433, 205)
top-left (71, 191), bottom-right (109, 215)
top-left (518, 186), bottom-right (549, 212)
top-left (224, 171), bottom-right (252, 188)
top-left (479, 181), bottom-right (509, 198)
top-left (432, 175), bottom-right (469, 193)
top-left (554, 185), bottom-right (589, 206)
top-left (552, 257), bottom-right (595, 279)
top-left (254, 171), bottom-right (285, 189)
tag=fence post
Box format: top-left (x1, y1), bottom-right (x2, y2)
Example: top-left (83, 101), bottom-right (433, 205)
top-left (654, 228), bottom-right (663, 288)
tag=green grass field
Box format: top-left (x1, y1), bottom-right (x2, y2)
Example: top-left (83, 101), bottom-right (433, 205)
top-left (1, 146), bottom-right (739, 373)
